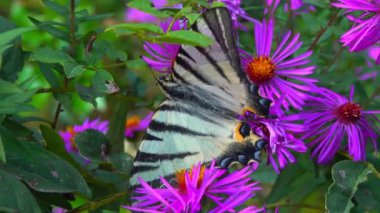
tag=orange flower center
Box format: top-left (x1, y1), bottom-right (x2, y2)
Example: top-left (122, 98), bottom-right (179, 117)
top-left (67, 126), bottom-right (78, 151)
top-left (336, 102), bottom-right (361, 123)
top-left (126, 116), bottom-right (141, 129)
top-left (247, 56), bottom-right (276, 84)
top-left (176, 166), bottom-right (206, 194)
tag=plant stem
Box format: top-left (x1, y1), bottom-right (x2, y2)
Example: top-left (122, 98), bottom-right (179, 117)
top-left (166, 17), bottom-right (177, 33)
top-left (308, 10), bottom-right (340, 51)
top-left (69, 0), bottom-right (77, 54)
top-left (321, 46), bottom-right (344, 73)
top-left (286, 0), bottom-right (294, 31)
top-left (104, 62), bottom-right (127, 69)
top-left (52, 0), bottom-right (76, 129)
top-left (68, 192), bottom-right (127, 213)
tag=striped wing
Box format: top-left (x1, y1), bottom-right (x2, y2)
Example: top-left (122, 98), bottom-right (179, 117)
top-left (130, 8), bottom-right (269, 187)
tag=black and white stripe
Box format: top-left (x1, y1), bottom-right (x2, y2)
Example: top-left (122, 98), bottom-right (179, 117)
top-left (130, 7), bottom-right (269, 188)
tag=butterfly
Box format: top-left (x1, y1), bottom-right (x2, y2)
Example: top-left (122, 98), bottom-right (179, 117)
top-left (130, 7), bottom-right (271, 188)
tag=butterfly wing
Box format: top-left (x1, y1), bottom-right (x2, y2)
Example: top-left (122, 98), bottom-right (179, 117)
top-left (130, 7), bottom-right (270, 187)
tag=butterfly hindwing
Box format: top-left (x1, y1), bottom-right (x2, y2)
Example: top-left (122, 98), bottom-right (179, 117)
top-left (131, 99), bottom-right (236, 186)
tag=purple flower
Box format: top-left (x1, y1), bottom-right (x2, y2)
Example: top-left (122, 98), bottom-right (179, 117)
top-left (216, 0), bottom-right (259, 28)
top-left (240, 19), bottom-right (316, 112)
top-left (241, 106), bottom-right (307, 173)
top-left (369, 46), bottom-right (380, 64)
top-left (51, 207), bottom-right (67, 213)
top-left (124, 0), bottom-right (168, 23)
top-left (332, 0), bottom-right (380, 64)
top-left (294, 86), bottom-right (380, 163)
top-left (266, 0), bottom-right (304, 11)
top-left (142, 19), bottom-right (185, 73)
top-left (125, 112), bottom-right (154, 138)
top-left (59, 118), bottom-right (108, 153)
top-left (127, 161), bottom-right (261, 212)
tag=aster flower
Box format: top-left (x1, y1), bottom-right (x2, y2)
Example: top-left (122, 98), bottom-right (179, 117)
top-left (241, 104), bottom-right (307, 173)
top-left (127, 161), bottom-right (262, 212)
top-left (125, 112), bottom-right (154, 138)
top-left (369, 46), bottom-right (380, 64)
top-left (332, 0), bottom-right (380, 64)
top-left (240, 19), bottom-right (316, 112)
top-left (266, 0), bottom-right (304, 11)
top-left (59, 118), bottom-right (108, 153)
top-left (293, 86), bottom-right (380, 163)
top-left (354, 47), bottom-right (379, 81)
top-left (215, 0), bottom-right (259, 27)
top-left (142, 19), bottom-right (185, 73)
top-left (124, 0), bottom-right (168, 23)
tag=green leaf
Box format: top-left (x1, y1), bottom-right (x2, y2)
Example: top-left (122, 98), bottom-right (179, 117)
top-left (107, 23), bottom-right (164, 36)
top-left (63, 63), bottom-right (86, 78)
top-left (29, 17), bottom-right (68, 41)
top-left (38, 63), bottom-right (61, 88)
top-left (267, 160), bottom-right (324, 204)
top-left (109, 153), bottom-right (134, 174)
top-left (42, 0), bottom-right (69, 15)
top-left (154, 30), bottom-right (213, 47)
top-left (40, 125), bottom-right (81, 170)
top-left (211, 1), bottom-right (225, 8)
top-left (92, 69), bottom-right (115, 94)
top-left (0, 27), bottom-right (35, 51)
top-left (0, 127), bottom-right (91, 197)
top-left (0, 79), bottom-right (22, 93)
top-left (326, 160), bottom-right (371, 213)
top-left (185, 13), bottom-right (201, 25)
top-left (30, 47), bottom-right (74, 64)
top-left (0, 80), bottom-right (37, 114)
top-left (77, 13), bottom-right (113, 23)
top-left (75, 129), bottom-right (111, 163)
top-left (128, 0), bottom-right (170, 18)
top-left (0, 136), bottom-right (5, 163)
top-left (75, 84), bottom-right (98, 106)
top-left (0, 170), bottom-right (41, 213)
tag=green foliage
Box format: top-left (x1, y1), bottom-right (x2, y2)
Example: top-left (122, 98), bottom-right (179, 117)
top-left (0, 170), bottom-right (41, 213)
top-left (76, 129), bottom-right (111, 162)
top-left (154, 30), bottom-right (213, 47)
top-left (326, 160), bottom-right (372, 213)
top-left (0, 0), bottom-right (379, 212)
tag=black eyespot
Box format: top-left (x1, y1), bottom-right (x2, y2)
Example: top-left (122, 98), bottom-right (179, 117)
top-left (239, 123), bottom-right (251, 138)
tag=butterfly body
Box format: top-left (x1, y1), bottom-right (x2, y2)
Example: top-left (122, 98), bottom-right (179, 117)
top-left (130, 7), bottom-right (270, 187)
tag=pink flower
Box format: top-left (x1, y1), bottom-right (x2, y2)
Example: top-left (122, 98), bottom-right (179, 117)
top-left (368, 46), bottom-right (380, 64)
top-left (240, 19), bottom-right (316, 112)
top-left (124, 0), bottom-right (168, 23)
top-left (125, 112), bottom-right (154, 138)
top-left (127, 161), bottom-right (262, 212)
top-left (59, 118), bottom-right (108, 153)
top-left (332, 0), bottom-right (380, 64)
top-left (241, 105), bottom-right (307, 173)
top-left (142, 19), bottom-right (185, 73)
top-left (293, 86), bottom-right (380, 163)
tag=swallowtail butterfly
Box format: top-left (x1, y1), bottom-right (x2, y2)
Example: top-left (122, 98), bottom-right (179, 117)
top-left (130, 7), bottom-right (271, 187)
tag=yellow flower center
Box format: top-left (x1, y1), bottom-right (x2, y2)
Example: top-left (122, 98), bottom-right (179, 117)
top-left (126, 116), bottom-right (141, 129)
top-left (176, 166), bottom-right (206, 194)
top-left (247, 56), bottom-right (276, 84)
